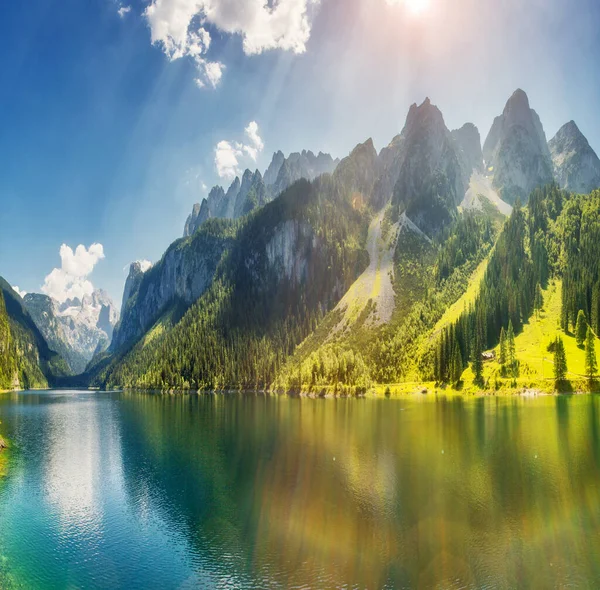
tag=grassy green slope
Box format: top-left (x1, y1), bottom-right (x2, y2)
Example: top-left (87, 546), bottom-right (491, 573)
top-left (276, 203), bottom-right (504, 392)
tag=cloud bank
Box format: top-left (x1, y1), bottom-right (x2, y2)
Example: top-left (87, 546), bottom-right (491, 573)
top-left (42, 244), bottom-right (105, 303)
top-left (215, 121), bottom-right (264, 179)
top-left (144, 0), bottom-right (319, 88)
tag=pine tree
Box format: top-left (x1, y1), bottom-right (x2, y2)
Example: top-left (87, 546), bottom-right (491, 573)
top-left (452, 345), bottom-right (463, 384)
top-left (585, 327), bottom-right (597, 381)
top-left (507, 320), bottom-right (517, 378)
top-left (534, 283), bottom-right (543, 317)
top-left (592, 283), bottom-right (600, 335)
top-left (553, 336), bottom-right (567, 383)
top-left (576, 310), bottom-right (588, 348)
top-left (499, 327), bottom-right (507, 374)
top-left (472, 331), bottom-right (483, 386)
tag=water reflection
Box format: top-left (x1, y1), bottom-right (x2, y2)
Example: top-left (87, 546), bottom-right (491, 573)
top-left (0, 392), bottom-right (600, 588)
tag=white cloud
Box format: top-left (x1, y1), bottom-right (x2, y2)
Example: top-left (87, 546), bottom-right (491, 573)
top-left (137, 260), bottom-right (153, 273)
top-left (214, 121), bottom-right (264, 178)
top-left (144, 0), bottom-right (319, 88)
top-left (42, 244), bottom-right (105, 304)
top-left (215, 140), bottom-right (242, 179)
top-left (118, 5), bottom-right (132, 17)
top-left (12, 286), bottom-right (27, 299)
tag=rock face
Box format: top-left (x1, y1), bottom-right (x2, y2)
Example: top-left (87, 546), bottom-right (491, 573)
top-left (263, 150), bottom-right (285, 186)
top-left (23, 289), bottom-right (119, 374)
top-left (483, 89), bottom-right (553, 204)
top-left (121, 260), bottom-right (152, 310)
top-left (111, 223), bottom-right (234, 351)
top-left (183, 150), bottom-right (338, 237)
top-left (265, 220), bottom-right (316, 285)
top-left (452, 123), bottom-right (484, 178)
top-left (381, 98), bottom-right (466, 235)
top-left (549, 121), bottom-right (600, 194)
top-left (372, 99), bottom-right (468, 224)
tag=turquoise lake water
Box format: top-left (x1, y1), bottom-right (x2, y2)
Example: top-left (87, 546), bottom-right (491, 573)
top-left (1, 390), bottom-right (600, 588)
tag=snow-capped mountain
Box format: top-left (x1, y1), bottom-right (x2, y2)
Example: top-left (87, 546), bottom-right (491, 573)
top-left (24, 288), bottom-right (119, 374)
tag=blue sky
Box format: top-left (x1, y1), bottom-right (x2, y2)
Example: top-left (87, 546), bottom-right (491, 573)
top-left (1, 0), bottom-right (600, 304)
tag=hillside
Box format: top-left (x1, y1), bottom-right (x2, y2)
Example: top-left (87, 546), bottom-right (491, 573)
top-left (0, 278), bottom-right (71, 389)
top-left (87, 165), bottom-right (373, 390)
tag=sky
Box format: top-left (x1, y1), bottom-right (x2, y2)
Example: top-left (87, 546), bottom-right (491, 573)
top-left (1, 0), bottom-right (600, 305)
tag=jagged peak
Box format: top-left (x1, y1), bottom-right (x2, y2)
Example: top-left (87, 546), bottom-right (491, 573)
top-left (502, 88), bottom-right (535, 123)
top-left (402, 97), bottom-right (446, 136)
top-left (506, 88), bottom-right (530, 107)
top-left (227, 176), bottom-right (241, 191)
top-left (208, 185), bottom-right (225, 198)
top-left (454, 122), bottom-right (479, 134)
top-left (552, 120), bottom-right (586, 143)
top-left (349, 138), bottom-right (376, 158)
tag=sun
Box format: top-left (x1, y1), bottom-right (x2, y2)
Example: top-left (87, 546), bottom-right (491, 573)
top-left (404, 0), bottom-right (431, 15)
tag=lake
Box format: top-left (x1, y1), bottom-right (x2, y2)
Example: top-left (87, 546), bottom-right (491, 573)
top-left (0, 390), bottom-right (600, 588)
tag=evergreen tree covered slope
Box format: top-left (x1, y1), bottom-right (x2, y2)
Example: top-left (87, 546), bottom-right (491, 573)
top-left (433, 185), bottom-right (600, 390)
top-left (0, 278), bottom-right (71, 389)
top-left (276, 199), bottom-right (502, 391)
top-left (89, 166), bottom-right (373, 390)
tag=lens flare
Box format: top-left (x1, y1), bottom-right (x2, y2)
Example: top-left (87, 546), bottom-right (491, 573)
top-left (386, 0), bottom-right (432, 16)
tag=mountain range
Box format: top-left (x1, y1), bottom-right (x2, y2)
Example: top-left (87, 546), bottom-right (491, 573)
top-left (183, 150), bottom-right (339, 238)
top-left (5, 88), bottom-right (600, 392)
top-left (22, 290), bottom-right (119, 374)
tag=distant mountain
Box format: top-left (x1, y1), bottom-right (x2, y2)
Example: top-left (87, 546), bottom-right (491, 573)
top-left (183, 150), bottom-right (339, 238)
top-left (0, 278), bottom-right (71, 389)
top-left (483, 89), bottom-right (553, 204)
top-left (270, 150), bottom-right (339, 198)
top-left (549, 121), bottom-right (600, 194)
top-left (23, 288), bottom-right (119, 374)
top-left (263, 150), bottom-right (285, 186)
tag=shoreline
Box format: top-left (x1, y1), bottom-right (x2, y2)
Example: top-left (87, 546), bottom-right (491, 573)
top-left (109, 382), bottom-right (600, 398)
top-left (6, 382), bottom-right (599, 398)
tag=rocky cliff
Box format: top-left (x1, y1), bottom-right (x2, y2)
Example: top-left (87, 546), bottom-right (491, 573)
top-left (483, 89), bottom-right (553, 204)
top-left (549, 120), bottom-right (600, 194)
top-left (389, 98), bottom-right (466, 234)
top-left (111, 219), bottom-right (235, 351)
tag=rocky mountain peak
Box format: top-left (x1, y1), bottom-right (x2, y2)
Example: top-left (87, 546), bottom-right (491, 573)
top-left (403, 98), bottom-right (446, 137)
top-left (23, 287), bottom-right (119, 374)
top-left (549, 120), bottom-right (600, 194)
top-left (482, 89), bottom-right (553, 203)
top-left (503, 88), bottom-right (530, 118)
top-left (122, 260), bottom-right (152, 310)
top-left (451, 123), bottom-right (484, 177)
top-left (264, 151), bottom-right (286, 186)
